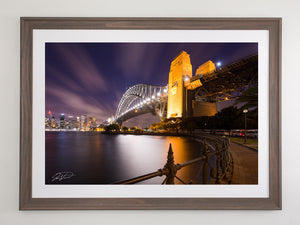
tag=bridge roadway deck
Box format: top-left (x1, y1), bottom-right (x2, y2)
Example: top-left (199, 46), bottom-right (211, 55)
top-left (230, 142), bottom-right (258, 184)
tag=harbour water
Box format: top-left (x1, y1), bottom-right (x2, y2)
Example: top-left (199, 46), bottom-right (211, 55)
top-left (46, 132), bottom-right (205, 184)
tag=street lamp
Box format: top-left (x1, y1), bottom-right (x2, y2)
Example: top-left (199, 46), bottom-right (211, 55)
top-left (184, 76), bottom-right (190, 82)
top-left (243, 109), bottom-right (248, 144)
top-left (216, 62), bottom-right (222, 67)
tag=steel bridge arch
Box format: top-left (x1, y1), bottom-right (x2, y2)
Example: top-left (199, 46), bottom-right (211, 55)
top-left (115, 84), bottom-right (167, 123)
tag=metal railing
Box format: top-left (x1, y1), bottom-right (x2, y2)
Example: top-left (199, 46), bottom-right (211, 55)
top-left (115, 136), bottom-right (234, 184)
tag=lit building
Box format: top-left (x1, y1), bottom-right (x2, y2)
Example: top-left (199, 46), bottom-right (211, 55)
top-left (66, 116), bottom-right (74, 129)
top-left (92, 117), bottom-right (97, 128)
top-left (50, 116), bottom-right (56, 128)
top-left (46, 110), bottom-right (52, 119)
top-left (95, 127), bottom-right (105, 132)
top-left (45, 110), bottom-right (53, 129)
top-left (75, 116), bottom-right (80, 129)
top-left (80, 115), bottom-right (87, 131)
top-left (59, 114), bottom-right (65, 129)
top-left (86, 117), bottom-right (97, 130)
top-left (45, 118), bottom-right (50, 129)
top-left (87, 117), bottom-right (92, 128)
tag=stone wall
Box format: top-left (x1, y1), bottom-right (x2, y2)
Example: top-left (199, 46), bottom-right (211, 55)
top-left (193, 101), bottom-right (217, 117)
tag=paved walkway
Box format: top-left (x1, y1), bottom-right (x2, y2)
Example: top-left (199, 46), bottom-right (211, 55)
top-left (230, 142), bottom-right (258, 184)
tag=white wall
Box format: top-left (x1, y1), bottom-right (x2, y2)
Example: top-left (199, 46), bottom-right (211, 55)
top-left (0, 0), bottom-right (299, 224)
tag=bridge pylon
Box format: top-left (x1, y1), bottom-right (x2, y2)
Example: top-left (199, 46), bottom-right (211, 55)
top-left (167, 51), bottom-right (193, 119)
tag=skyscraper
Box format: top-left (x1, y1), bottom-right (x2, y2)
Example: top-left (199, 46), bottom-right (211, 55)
top-left (50, 116), bottom-right (56, 128)
top-left (80, 115), bottom-right (87, 131)
top-left (67, 115), bottom-right (74, 129)
top-left (59, 114), bottom-right (65, 129)
top-left (45, 110), bottom-right (53, 128)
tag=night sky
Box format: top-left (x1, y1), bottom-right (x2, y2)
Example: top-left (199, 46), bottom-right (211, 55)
top-left (45, 42), bottom-right (258, 127)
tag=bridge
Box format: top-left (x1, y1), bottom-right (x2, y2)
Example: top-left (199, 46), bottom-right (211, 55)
top-left (113, 51), bottom-right (258, 124)
top-left (114, 84), bottom-right (168, 123)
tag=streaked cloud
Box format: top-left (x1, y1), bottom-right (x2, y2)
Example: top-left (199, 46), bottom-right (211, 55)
top-left (115, 43), bottom-right (164, 82)
top-left (52, 44), bottom-right (108, 92)
top-left (46, 82), bottom-right (114, 120)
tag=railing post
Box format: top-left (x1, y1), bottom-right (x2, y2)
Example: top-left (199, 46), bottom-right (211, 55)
top-left (163, 144), bottom-right (177, 184)
top-left (216, 145), bottom-right (221, 184)
top-left (202, 139), bottom-right (210, 184)
top-left (221, 140), bottom-right (226, 176)
top-left (224, 138), bottom-right (233, 183)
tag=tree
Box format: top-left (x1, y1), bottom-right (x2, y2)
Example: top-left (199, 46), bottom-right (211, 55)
top-left (214, 106), bottom-right (242, 130)
top-left (163, 118), bottom-right (182, 133)
top-left (234, 86), bottom-right (258, 109)
top-left (150, 123), bottom-right (163, 131)
top-left (104, 124), bottom-right (120, 132)
top-left (130, 126), bottom-right (138, 131)
top-left (182, 117), bottom-right (198, 132)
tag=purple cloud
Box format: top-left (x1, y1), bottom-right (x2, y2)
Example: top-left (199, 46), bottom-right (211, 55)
top-left (53, 44), bottom-right (108, 92)
top-left (46, 82), bottom-right (114, 121)
top-left (115, 44), bottom-right (165, 82)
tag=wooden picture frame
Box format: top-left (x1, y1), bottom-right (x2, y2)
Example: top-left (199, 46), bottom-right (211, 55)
top-left (20, 18), bottom-right (281, 210)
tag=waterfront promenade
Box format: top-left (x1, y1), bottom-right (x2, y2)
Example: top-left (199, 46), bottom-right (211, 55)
top-left (230, 142), bottom-right (258, 184)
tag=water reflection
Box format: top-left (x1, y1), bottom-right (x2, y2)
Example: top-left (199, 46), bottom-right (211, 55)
top-left (46, 132), bottom-right (204, 184)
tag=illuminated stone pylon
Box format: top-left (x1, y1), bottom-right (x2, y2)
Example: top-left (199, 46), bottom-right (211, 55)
top-left (167, 51), bottom-right (192, 118)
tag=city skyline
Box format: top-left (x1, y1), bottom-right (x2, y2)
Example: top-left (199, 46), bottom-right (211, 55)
top-left (45, 110), bottom-right (101, 130)
top-left (46, 43), bottom-right (258, 127)
top-left (44, 109), bottom-right (155, 129)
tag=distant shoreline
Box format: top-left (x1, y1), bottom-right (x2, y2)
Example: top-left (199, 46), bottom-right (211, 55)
top-left (45, 130), bottom-right (223, 142)
top-left (45, 129), bottom-right (184, 136)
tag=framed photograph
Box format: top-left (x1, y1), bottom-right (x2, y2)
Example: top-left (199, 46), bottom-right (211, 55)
top-left (20, 18), bottom-right (281, 209)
